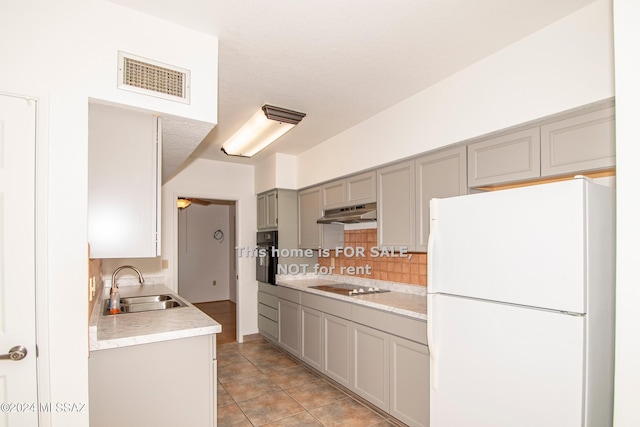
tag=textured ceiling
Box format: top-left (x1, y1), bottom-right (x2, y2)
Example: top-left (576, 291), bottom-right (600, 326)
top-left (109, 0), bottom-right (598, 166)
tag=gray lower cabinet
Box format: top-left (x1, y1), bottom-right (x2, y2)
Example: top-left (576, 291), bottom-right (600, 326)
top-left (390, 335), bottom-right (430, 427)
top-left (351, 322), bottom-right (390, 412)
top-left (278, 298), bottom-right (301, 357)
top-left (323, 313), bottom-right (351, 388)
top-left (301, 305), bottom-right (323, 371)
top-left (258, 283), bottom-right (278, 342)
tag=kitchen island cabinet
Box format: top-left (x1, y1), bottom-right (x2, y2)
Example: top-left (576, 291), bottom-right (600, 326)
top-left (88, 284), bottom-right (221, 427)
top-left (89, 335), bottom-right (216, 427)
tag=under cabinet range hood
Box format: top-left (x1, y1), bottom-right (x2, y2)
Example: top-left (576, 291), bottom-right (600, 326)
top-left (317, 203), bottom-right (377, 224)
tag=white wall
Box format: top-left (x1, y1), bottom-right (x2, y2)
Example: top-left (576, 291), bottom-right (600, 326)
top-left (178, 203), bottom-right (232, 303)
top-left (254, 152), bottom-right (298, 192)
top-left (296, 0), bottom-right (614, 188)
top-left (162, 158), bottom-right (256, 340)
top-left (0, 1), bottom-right (218, 426)
top-left (613, 0), bottom-right (640, 425)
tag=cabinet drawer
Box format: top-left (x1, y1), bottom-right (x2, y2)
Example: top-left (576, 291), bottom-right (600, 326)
top-left (302, 292), bottom-right (352, 320)
top-left (258, 315), bottom-right (278, 339)
top-left (259, 282), bottom-right (278, 296)
top-left (277, 286), bottom-right (301, 304)
top-left (258, 291), bottom-right (278, 309)
top-left (258, 302), bottom-right (278, 322)
top-left (352, 305), bottom-right (427, 346)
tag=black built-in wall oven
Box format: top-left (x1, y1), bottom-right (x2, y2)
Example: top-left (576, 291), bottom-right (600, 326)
top-left (256, 231), bottom-right (277, 285)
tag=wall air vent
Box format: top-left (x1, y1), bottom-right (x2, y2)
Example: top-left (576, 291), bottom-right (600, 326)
top-left (117, 52), bottom-right (190, 104)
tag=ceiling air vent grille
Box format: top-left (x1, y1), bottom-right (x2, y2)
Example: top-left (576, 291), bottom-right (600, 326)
top-left (117, 52), bottom-right (190, 104)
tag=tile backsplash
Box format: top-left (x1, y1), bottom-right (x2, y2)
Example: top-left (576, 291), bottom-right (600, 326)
top-left (317, 228), bottom-right (427, 286)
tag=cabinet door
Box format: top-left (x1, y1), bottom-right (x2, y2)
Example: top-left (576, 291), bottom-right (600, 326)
top-left (351, 323), bottom-right (389, 412)
top-left (346, 171), bottom-right (376, 205)
top-left (298, 186), bottom-right (322, 249)
top-left (541, 107), bottom-right (615, 177)
top-left (88, 103), bottom-right (160, 258)
top-left (257, 193), bottom-right (267, 230)
top-left (322, 180), bottom-right (346, 209)
top-left (389, 335), bottom-right (430, 427)
top-left (323, 313), bottom-right (350, 388)
top-left (266, 190), bottom-right (278, 228)
top-left (467, 127), bottom-right (540, 187)
top-left (415, 146), bottom-right (467, 252)
top-left (278, 299), bottom-right (301, 357)
top-left (377, 160), bottom-right (416, 251)
top-left (301, 306), bottom-right (323, 371)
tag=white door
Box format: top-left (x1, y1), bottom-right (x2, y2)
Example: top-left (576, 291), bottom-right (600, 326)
top-left (0, 94), bottom-right (38, 425)
top-left (428, 294), bottom-right (585, 427)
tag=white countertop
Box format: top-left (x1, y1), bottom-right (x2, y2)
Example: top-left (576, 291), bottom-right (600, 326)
top-left (276, 275), bottom-right (427, 321)
top-left (89, 284), bottom-right (221, 351)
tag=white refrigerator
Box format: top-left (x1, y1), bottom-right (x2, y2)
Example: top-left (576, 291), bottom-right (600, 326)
top-left (426, 177), bottom-right (615, 427)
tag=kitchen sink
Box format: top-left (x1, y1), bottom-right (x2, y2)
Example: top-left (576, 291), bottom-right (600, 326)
top-left (120, 294), bottom-right (173, 305)
top-left (103, 294), bottom-right (187, 315)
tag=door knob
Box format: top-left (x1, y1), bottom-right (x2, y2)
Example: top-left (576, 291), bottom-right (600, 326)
top-left (0, 346), bottom-right (27, 361)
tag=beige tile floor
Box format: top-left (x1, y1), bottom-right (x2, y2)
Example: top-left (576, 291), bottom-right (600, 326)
top-left (217, 338), bottom-right (408, 426)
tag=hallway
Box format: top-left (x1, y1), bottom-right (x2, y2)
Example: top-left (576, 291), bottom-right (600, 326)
top-left (195, 300), bottom-right (237, 345)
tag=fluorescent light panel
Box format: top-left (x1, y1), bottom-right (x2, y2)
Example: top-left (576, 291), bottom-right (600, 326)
top-left (221, 105), bottom-right (305, 157)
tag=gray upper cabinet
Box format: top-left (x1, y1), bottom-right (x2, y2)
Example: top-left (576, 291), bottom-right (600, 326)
top-left (88, 103), bottom-right (161, 258)
top-left (321, 180), bottom-right (346, 210)
top-left (345, 171), bottom-right (376, 205)
top-left (467, 104), bottom-right (616, 188)
top-left (467, 127), bottom-right (541, 187)
top-left (298, 186), bottom-right (323, 249)
top-left (257, 189), bottom-right (278, 230)
top-left (541, 107), bottom-right (615, 177)
top-left (322, 171), bottom-right (376, 209)
top-left (377, 160), bottom-right (416, 251)
top-left (415, 146), bottom-right (467, 252)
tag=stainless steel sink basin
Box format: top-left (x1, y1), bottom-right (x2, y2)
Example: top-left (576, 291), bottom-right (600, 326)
top-left (103, 294), bottom-right (187, 315)
top-left (120, 295), bottom-right (173, 305)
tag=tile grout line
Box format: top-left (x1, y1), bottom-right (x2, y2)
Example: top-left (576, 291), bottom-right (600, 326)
top-left (218, 339), bottom-right (409, 427)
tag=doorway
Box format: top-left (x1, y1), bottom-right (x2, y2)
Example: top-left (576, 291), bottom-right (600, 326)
top-left (177, 197), bottom-right (237, 344)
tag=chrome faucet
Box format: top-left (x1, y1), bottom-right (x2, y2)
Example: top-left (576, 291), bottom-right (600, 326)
top-left (111, 265), bottom-right (145, 286)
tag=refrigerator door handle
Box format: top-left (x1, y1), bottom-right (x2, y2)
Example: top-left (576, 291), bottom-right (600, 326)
top-left (427, 293), bottom-right (438, 390)
top-left (427, 198), bottom-right (438, 292)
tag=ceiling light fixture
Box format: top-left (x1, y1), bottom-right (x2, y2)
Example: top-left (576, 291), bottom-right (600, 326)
top-left (177, 198), bottom-right (191, 209)
top-left (221, 104), bottom-right (306, 158)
